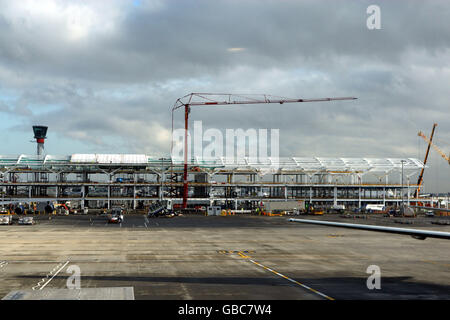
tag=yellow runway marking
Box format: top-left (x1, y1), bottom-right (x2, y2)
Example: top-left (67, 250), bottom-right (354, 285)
top-left (230, 251), bottom-right (334, 300)
top-left (422, 260), bottom-right (450, 268)
top-left (238, 252), bottom-right (250, 259)
top-left (248, 259), bottom-right (334, 300)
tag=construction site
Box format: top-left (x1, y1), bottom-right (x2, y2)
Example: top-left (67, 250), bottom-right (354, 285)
top-left (1, 95), bottom-right (448, 216)
top-left (2, 1), bottom-right (450, 308)
top-left (0, 95), bottom-right (449, 303)
top-left (0, 153), bottom-right (436, 212)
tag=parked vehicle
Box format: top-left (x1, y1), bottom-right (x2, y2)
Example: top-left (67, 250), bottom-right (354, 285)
top-left (365, 204), bottom-right (385, 213)
top-left (108, 214), bottom-right (123, 223)
top-left (108, 207), bottom-right (124, 223)
top-left (425, 210), bottom-right (435, 217)
top-left (330, 204), bottom-right (346, 213)
top-left (18, 216), bottom-right (34, 225)
top-left (0, 209), bottom-right (12, 225)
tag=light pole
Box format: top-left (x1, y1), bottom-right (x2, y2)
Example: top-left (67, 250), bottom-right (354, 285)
top-left (159, 157), bottom-right (164, 201)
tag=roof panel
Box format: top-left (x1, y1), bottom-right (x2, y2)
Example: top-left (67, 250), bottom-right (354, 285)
top-left (70, 154), bottom-right (148, 164)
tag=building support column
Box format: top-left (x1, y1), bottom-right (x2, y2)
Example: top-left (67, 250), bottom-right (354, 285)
top-left (407, 177), bottom-right (410, 206)
top-left (81, 186), bottom-right (86, 210)
top-left (333, 186), bottom-right (337, 206)
top-left (309, 175), bottom-right (313, 204)
top-left (108, 174), bottom-right (111, 210)
top-left (284, 175), bottom-right (288, 200)
top-left (358, 188), bottom-right (361, 208)
top-left (161, 172), bottom-right (165, 200)
top-left (133, 185), bottom-right (137, 210)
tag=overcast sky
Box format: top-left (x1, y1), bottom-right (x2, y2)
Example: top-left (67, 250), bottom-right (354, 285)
top-left (0, 0), bottom-right (449, 192)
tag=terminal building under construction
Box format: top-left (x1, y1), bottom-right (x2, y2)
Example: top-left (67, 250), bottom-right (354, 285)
top-left (0, 153), bottom-right (429, 211)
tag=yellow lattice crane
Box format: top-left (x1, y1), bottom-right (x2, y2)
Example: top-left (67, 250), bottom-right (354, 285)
top-left (418, 127), bottom-right (450, 165)
top-left (414, 123), bottom-right (437, 198)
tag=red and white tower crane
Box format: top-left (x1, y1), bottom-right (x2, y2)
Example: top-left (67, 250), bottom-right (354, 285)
top-left (171, 93), bottom-right (357, 210)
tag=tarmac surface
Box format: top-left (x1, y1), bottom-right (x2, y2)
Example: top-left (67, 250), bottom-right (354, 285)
top-left (0, 213), bottom-right (449, 300)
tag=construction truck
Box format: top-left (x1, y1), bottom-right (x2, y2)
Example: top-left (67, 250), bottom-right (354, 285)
top-left (330, 204), bottom-right (346, 213)
top-left (147, 200), bottom-right (175, 218)
top-left (54, 203), bottom-right (70, 215)
top-left (305, 202), bottom-right (324, 215)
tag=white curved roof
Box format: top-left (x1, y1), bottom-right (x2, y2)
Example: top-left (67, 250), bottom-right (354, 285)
top-left (175, 157), bottom-right (424, 173)
top-left (0, 154), bottom-right (424, 174)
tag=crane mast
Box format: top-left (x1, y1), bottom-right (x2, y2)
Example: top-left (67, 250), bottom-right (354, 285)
top-left (414, 123), bottom-right (437, 198)
top-left (171, 93), bottom-right (357, 210)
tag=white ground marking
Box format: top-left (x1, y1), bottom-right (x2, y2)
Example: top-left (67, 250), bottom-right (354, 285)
top-left (32, 260), bottom-right (70, 291)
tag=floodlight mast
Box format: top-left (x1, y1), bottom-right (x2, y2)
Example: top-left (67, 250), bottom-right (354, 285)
top-left (170, 93), bottom-right (357, 210)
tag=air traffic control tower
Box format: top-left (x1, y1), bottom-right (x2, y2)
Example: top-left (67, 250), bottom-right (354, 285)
top-left (32, 125), bottom-right (48, 158)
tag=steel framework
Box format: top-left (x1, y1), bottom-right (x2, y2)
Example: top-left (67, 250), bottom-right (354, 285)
top-left (0, 154), bottom-right (426, 210)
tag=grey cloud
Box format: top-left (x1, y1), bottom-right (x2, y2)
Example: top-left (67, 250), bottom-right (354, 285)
top-left (0, 0), bottom-right (449, 192)
top-left (0, 0), bottom-right (449, 83)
